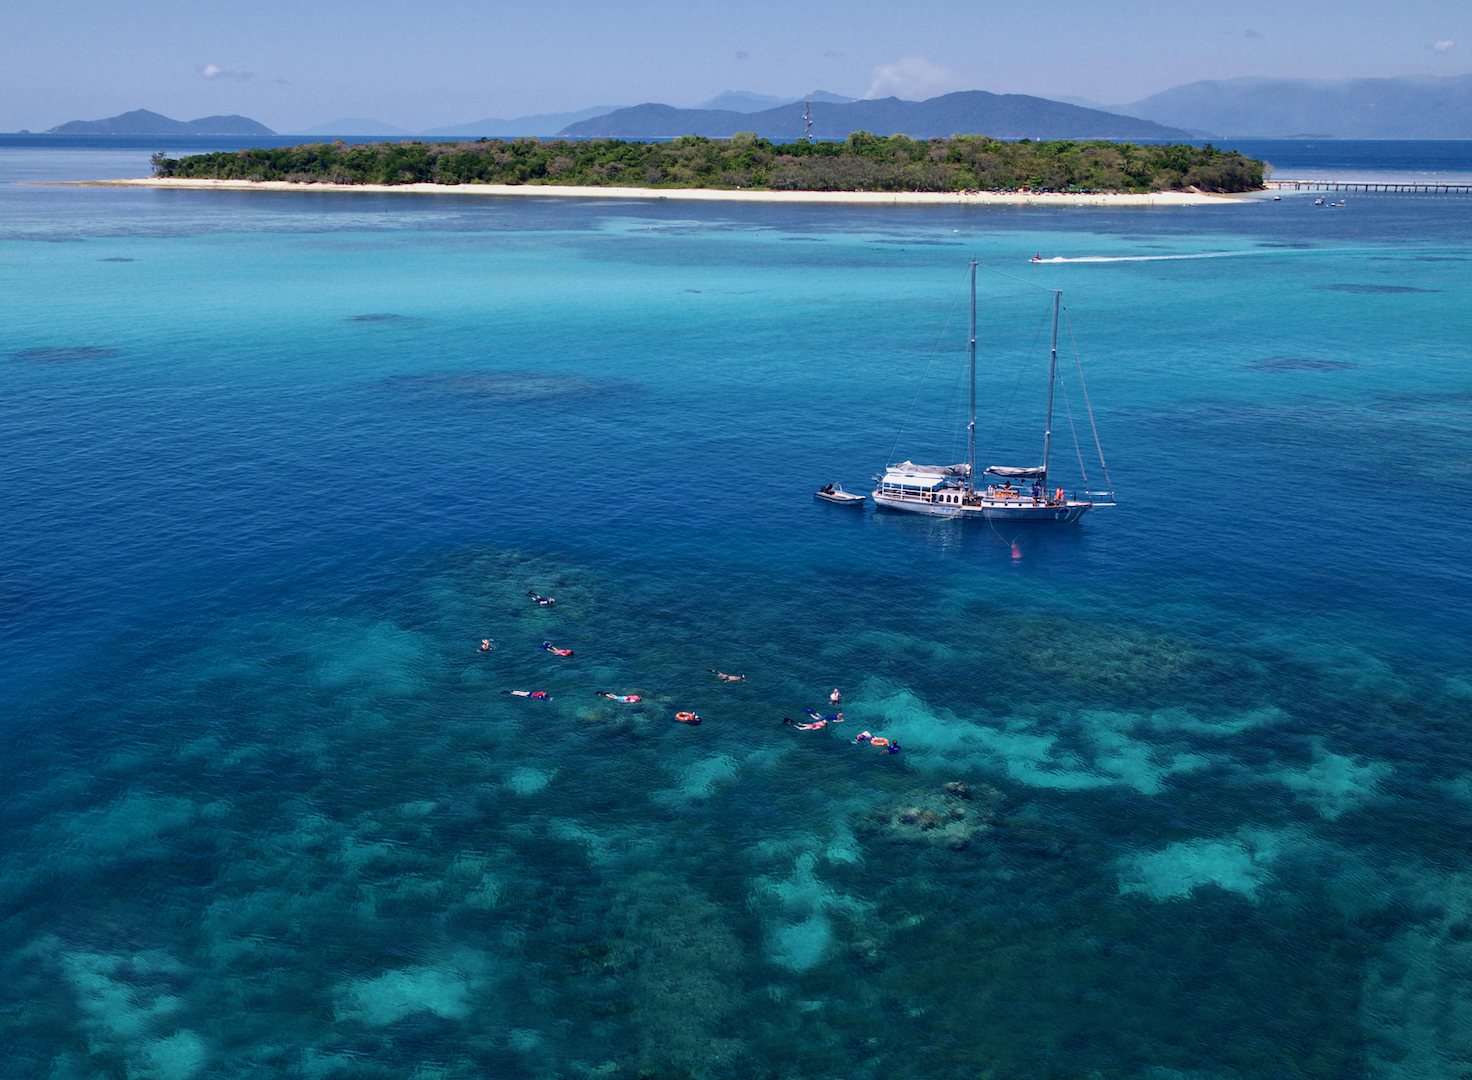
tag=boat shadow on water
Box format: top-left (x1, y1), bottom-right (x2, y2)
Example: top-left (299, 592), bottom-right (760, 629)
top-left (868, 504), bottom-right (1094, 560)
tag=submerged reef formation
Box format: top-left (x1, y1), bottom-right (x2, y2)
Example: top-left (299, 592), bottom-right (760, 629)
top-left (597, 873), bottom-right (748, 1079)
top-left (9, 346), bottom-right (120, 363)
top-left (867, 781), bottom-right (1002, 850)
top-left (1, 540), bottom-right (1456, 1079)
top-left (374, 371), bottom-right (627, 405)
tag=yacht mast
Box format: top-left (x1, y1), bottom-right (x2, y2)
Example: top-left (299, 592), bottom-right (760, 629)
top-left (1041, 290), bottom-right (1060, 484)
top-left (967, 261), bottom-right (977, 494)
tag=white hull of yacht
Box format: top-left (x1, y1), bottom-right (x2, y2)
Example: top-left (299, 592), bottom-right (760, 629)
top-left (872, 490), bottom-right (1092, 522)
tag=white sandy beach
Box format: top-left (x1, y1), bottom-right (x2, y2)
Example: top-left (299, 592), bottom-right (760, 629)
top-left (72, 177), bottom-right (1246, 206)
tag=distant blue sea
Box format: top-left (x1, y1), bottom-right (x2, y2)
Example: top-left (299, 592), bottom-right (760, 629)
top-left (3, 144), bottom-right (1472, 1079)
top-left (5, 133), bottom-right (1472, 183)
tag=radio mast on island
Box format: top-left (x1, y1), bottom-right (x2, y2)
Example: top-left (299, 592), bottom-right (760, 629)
top-left (803, 101), bottom-right (812, 142)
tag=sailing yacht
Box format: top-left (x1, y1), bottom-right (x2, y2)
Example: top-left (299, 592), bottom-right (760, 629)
top-left (872, 262), bottom-right (1115, 523)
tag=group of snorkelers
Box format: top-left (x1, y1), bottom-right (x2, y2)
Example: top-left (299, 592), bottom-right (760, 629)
top-left (783, 703), bottom-right (901, 753)
top-left (486, 591), bottom-right (900, 751)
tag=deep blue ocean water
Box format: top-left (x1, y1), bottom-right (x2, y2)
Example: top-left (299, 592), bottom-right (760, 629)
top-left (3, 146), bottom-right (1472, 1079)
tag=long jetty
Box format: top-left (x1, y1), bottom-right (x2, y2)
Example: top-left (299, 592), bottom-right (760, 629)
top-left (1267, 179), bottom-right (1472, 195)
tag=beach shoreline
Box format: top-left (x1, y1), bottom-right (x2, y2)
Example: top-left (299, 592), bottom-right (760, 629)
top-left (61, 177), bottom-right (1250, 206)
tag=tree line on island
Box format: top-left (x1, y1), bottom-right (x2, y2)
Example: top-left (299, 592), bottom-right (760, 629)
top-left (151, 133), bottom-right (1265, 193)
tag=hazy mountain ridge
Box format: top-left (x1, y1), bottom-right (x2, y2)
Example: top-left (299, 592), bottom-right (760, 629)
top-left (46, 109), bottom-right (275, 135)
top-left (1114, 75), bottom-right (1472, 138)
top-left (696, 90), bottom-right (856, 113)
top-left (419, 107), bottom-right (625, 138)
top-left (560, 91), bottom-right (1191, 140)
top-left (36, 75), bottom-right (1472, 142)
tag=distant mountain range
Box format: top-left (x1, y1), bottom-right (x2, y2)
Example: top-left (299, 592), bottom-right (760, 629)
top-left (417, 107), bottom-right (624, 138)
top-left (40, 75), bottom-right (1472, 144)
top-left (559, 91), bottom-right (1191, 140)
top-left (695, 90), bottom-right (856, 113)
top-left (1113, 75), bottom-right (1472, 138)
top-left (45, 109), bottom-right (274, 136)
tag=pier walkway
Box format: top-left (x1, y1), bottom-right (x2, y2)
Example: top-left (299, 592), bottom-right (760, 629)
top-left (1268, 179), bottom-right (1472, 195)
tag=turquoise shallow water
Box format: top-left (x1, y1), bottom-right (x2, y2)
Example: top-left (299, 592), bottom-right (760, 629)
top-left (3, 163), bottom-right (1472, 1079)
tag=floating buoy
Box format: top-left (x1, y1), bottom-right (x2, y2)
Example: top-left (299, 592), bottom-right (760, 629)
top-left (674, 712), bottom-right (701, 725)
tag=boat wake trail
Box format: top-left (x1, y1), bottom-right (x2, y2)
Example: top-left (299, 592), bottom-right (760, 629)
top-left (1031, 251), bottom-right (1253, 264)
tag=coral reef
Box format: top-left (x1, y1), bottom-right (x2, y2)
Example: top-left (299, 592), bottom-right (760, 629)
top-left (866, 780), bottom-right (1001, 850)
top-left (597, 873), bottom-right (749, 1080)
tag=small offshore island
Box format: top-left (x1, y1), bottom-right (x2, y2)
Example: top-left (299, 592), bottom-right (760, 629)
top-left (124, 134), bottom-right (1266, 205)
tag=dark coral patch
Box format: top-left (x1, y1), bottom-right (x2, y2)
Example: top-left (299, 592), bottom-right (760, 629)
top-left (1247, 357), bottom-right (1355, 372)
top-left (11, 347), bottom-right (120, 363)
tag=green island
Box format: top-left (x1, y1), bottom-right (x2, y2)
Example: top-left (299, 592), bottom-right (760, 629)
top-left (151, 134), bottom-right (1265, 194)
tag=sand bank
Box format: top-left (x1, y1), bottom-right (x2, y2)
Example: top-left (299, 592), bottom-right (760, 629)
top-left (71, 177), bottom-right (1246, 207)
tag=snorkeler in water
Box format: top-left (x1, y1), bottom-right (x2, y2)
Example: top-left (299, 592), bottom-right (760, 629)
top-left (596, 692), bottom-right (642, 703)
top-left (803, 708), bottom-right (844, 723)
top-left (784, 718), bottom-right (826, 730)
top-left (503, 690), bottom-right (550, 699)
top-left (708, 670), bottom-right (745, 682)
top-left (528, 591), bottom-right (556, 606)
top-left (830, 687), bottom-right (841, 705)
top-left (541, 641), bottom-right (574, 657)
top-left (479, 639), bottom-right (492, 652)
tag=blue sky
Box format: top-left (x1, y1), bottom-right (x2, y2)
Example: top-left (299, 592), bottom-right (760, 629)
top-left (2, 0), bottom-right (1468, 132)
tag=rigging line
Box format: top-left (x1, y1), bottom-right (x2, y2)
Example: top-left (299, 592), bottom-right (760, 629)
top-left (977, 262), bottom-right (1059, 294)
top-left (982, 297), bottom-right (1052, 468)
top-left (942, 355), bottom-right (969, 466)
top-left (1056, 367), bottom-right (1091, 489)
top-left (1063, 308), bottom-right (1115, 497)
top-left (884, 267), bottom-right (969, 468)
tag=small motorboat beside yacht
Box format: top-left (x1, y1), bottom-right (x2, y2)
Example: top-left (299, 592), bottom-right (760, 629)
top-left (815, 484), bottom-right (866, 506)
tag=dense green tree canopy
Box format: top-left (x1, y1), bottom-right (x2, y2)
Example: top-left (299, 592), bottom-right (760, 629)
top-left (153, 134), bottom-right (1264, 194)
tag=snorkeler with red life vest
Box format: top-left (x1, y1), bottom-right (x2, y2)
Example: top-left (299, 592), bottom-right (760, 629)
top-left (596, 692), bottom-right (642, 703)
top-left (854, 731), bottom-right (901, 753)
top-left (541, 641), bottom-right (574, 657)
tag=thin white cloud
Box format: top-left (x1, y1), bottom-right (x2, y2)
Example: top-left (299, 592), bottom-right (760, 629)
top-left (200, 64), bottom-right (253, 81)
top-left (866, 56), bottom-right (958, 101)
top-left (1434, 40), bottom-right (1454, 52)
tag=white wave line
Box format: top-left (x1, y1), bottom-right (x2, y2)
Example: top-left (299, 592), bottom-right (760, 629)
top-left (1030, 251), bottom-right (1254, 264)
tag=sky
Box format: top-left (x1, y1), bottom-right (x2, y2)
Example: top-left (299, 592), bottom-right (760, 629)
top-left (2, 0), bottom-right (1469, 132)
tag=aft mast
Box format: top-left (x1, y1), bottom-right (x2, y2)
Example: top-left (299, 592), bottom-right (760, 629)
top-left (967, 261), bottom-right (977, 495)
top-left (1041, 290), bottom-right (1060, 487)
